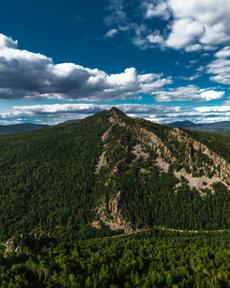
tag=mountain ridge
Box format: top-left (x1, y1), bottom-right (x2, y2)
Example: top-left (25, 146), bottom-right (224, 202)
top-left (90, 109), bottom-right (230, 233)
top-left (0, 123), bottom-right (49, 135)
top-left (169, 120), bottom-right (230, 132)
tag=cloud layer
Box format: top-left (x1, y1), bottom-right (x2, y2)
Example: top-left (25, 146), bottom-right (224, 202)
top-left (0, 33), bottom-right (226, 103)
top-left (155, 86), bottom-right (224, 102)
top-left (0, 33), bottom-right (172, 101)
top-left (0, 31), bottom-right (228, 126)
top-left (1, 103), bottom-right (230, 125)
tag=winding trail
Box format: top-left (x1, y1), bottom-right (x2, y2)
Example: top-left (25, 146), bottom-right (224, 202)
top-left (101, 226), bottom-right (230, 240)
top-left (1, 227), bottom-right (229, 247)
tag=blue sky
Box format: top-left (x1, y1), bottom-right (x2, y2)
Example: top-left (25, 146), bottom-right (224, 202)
top-left (0, 0), bottom-right (229, 124)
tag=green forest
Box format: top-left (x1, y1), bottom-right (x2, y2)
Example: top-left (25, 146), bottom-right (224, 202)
top-left (1, 109), bottom-right (230, 241)
top-left (1, 231), bottom-right (230, 287)
top-left (0, 109), bottom-right (230, 287)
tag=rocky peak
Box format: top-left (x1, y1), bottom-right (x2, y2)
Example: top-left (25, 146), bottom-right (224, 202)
top-left (107, 107), bottom-right (127, 120)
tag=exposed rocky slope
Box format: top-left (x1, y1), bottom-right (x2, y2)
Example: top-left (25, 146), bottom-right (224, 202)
top-left (92, 109), bottom-right (230, 233)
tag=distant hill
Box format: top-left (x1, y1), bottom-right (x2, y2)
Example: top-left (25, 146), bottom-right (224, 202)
top-left (169, 120), bottom-right (200, 128)
top-left (0, 123), bottom-right (49, 135)
top-left (0, 108), bottom-right (230, 241)
top-left (169, 120), bottom-right (230, 132)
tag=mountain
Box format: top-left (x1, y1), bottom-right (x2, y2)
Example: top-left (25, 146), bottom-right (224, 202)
top-left (1, 108), bottom-right (230, 241)
top-left (169, 120), bottom-right (230, 133)
top-left (0, 123), bottom-right (49, 135)
top-left (169, 120), bottom-right (200, 128)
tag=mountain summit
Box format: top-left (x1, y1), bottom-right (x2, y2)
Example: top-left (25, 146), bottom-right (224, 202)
top-left (1, 109), bottom-right (230, 240)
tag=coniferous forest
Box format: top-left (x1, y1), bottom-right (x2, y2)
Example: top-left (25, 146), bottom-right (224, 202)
top-left (0, 109), bottom-right (230, 287)
top-left (1, 230), bottom-right (230, 287)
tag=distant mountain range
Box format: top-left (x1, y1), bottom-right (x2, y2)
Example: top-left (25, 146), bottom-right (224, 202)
top-left (0, 123), bottom-right (49, 135)
top-left (1, 119), bottom-right (230, 136)
top-left (169, 120), bottom-right (230, 132)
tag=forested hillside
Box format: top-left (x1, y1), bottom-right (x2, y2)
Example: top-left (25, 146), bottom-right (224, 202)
top-left (1, 108), bottom-right (230, 242)
top-left (1, 231), bottom-right (230, 287)
top-left (0, 124), bottom-right (48, 135)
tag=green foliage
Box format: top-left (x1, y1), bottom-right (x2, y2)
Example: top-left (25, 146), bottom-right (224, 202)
top-left (188, 131), bottom-right (230, 163)
top-left (0, 113), bottom-right (111, 240)
top-left (0, 232), bottom-right (230, 287)
top-left (0, 109), bottom-right (230, 286)
top-left (117, 165), bottom-right (230, 230)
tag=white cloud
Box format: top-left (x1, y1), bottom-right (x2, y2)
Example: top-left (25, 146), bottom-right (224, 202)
top-left (166, 0), bottom-right (230, 49)
top-left (0, 33), bottom-right (172, 101)
top-left (109, 0), bottom-right (230, 51)
top-left (13, 103), bottom-right (102, 114)
top-left (0, 34), bottom-right (18, 49)
top-left (207, 45), bottom-right (230, 84)
top-left (215, 46), bottom-right (230, 58)
top-left (143, 1), bottom-right (170, 20)
top-left (105, 28), bottom-right (119, 38)
top-left (106, 67), bottom-right (137, 85)
top-left (185, 44), bottom-right (203, 52)
top-left (147, 33), bottom-right (165, 45)
top-left (180, 72), bottom-right (202, 81)
top-left (199, 90), bottom-right (224, 101)
top-left (154, 85), bottom-right (224, 102)
top-left (195, 105), bottom-right (230, 113)
top-left (166, 18), bottom-right (204, 50)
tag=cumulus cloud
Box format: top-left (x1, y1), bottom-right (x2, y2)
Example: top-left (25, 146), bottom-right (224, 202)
top-left (165, 0), bottom-right (230, 50)
top-left (165, 18), bottom-right (204, 51)
top-left (0, 33), bottom-right (172, 100)
top-left (208, 59), bottom-right (230, 84)
top-left (142, 1), bottom-right (170, 20)
top-left (106, 1), bottom-right (230, 51)
top-left (208, 47), bottom-right (230, 84)
top-left (0, 34), bottom-right (18, 49)
top-left (154, 85), bottom-right (225, 102)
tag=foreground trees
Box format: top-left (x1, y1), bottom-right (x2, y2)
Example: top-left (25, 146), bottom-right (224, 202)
top-left (0, 232), bottom-right (230, 287)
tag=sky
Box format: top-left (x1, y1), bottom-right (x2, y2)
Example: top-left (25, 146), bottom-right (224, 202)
top-left (0, 0), bottom-right (230, 125)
